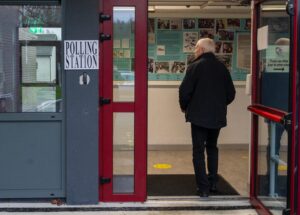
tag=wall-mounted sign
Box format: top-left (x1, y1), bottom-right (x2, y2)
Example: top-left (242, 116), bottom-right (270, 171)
top-left (64, 40), bottom-right (99, 70)
top-left (266, 45), bottom-right (289, 73)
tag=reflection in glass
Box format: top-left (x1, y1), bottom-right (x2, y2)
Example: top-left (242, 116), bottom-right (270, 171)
top-left (113, 7), bottom-right (135, 102)
top-left (257, 3), bottom-right (290, 212)
top-left (257, 117), bottom-right (287, 210)
top-left (22, 46), bottom-right (57, 83)
top-left (0, 5), bottom-right (62, 113)
top-left (259, 9), bottom-right (290, 112)
top-left (113, 113), bottom-right (134, 193)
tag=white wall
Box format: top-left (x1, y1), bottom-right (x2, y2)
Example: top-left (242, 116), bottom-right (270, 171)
top-left (148, 10), bottom-right (252, 147)
top-left (148, 82), bottom-right (251, 146)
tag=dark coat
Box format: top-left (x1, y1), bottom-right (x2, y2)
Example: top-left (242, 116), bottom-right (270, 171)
top-left (179, 52), bottom-right (236, 129)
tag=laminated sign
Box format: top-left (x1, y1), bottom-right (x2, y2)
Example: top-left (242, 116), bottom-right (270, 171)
top-left (266, 45), bottom-right (289, 73)
top-left (64, 40), bottom-right (99, 70)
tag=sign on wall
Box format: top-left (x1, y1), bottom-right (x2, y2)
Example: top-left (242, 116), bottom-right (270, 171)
top-left (64, 40), bottom-right (99, 70)
top-left (145, 18), bottom-right (251, 81)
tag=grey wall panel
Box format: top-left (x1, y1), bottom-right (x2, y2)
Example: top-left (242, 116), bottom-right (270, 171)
top-left (0, 121), bottom-right (64, 198)
top-left (63, 0), bottom-right (99, 205)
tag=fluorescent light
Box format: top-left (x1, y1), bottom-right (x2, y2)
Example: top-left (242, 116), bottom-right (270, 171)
top-left (148, 6), bottom-right (155, 12)
top-left (261, 5), bottom-right (286, 11)
top-left (153, 6), bottom-right (200, 10)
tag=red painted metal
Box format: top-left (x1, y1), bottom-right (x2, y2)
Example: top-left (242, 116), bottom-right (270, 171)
top-left (99, 0), bottom-right (147, 202)
top-left (249, 0), bottom-right (297, 214)
top-left (292, 0), bottom-right (298, 214)
top-left (250, 198), bottom-right (272, 215)
top-left (247, 104), bottom-right (288, 123)
top-left (250, 0), bottom-right (259, 203)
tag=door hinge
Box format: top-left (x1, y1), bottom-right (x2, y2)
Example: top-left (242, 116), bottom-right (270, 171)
top-left (100, 177), bottom-right (111, 185)
top-left (99, 33), bottom-right (111, 42)
top-left (99, 97), bottom-right (111, 106)
top-left (99, 13), bottom-right (111, 22)
top-left (286, 1), bottom-right (294, 16)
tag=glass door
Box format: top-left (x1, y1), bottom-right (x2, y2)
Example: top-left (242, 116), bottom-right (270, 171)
top-left (99, 0), bottom-right (147, 202)
top-left (249, 0), bottom-right (297, 214)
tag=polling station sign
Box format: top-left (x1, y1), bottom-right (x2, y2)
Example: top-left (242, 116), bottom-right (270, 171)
top-left (64, 40), bottom-right (99, 70)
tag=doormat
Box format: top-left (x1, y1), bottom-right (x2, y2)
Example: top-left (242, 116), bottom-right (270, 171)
top-left (147, 174), bottom-right (239, 196)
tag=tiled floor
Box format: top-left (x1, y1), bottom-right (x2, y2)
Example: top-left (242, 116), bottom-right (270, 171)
top-left (148, 148), bottom-right (249, 196)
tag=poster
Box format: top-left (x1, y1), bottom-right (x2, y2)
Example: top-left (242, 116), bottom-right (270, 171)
top-left (155, 62), bottom-right (169, 73)
top-left (157, 45), bottom-right (166, 56)
top-left (145, 17), bottom-right (251, 81)
top-left (170, 61), bottom-right (186, 73)
top-left (237, 34), bottom-right (251, 69)
top-left (183, 32), bottom-right (198, 53)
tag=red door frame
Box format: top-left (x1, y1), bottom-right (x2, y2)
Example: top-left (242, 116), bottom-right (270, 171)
top-left (249, 0), bottom-right (298, 214)
top-left (99, 0), bottom-right (147, 202)
top-left (294, 0), bottom-right (300, 214)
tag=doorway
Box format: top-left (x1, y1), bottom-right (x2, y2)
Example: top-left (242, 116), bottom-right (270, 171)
top-left (147, 0), bottom-right (252, 197)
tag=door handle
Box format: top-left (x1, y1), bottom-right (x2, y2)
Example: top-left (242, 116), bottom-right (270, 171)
top-left (100, 97), bottom-right (111, 106)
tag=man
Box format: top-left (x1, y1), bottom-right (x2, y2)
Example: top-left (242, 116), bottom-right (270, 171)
top-left (179, 38), bottom-right (235, 197)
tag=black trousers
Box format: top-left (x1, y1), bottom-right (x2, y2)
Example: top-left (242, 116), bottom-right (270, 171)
top-left (191, 124), bottom-right (220, 192)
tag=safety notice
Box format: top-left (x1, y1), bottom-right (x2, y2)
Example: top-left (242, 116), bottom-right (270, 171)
top-left (266, 45), bottom-right (289, 73)
top-left (64, 40), bottom-right (99, 70)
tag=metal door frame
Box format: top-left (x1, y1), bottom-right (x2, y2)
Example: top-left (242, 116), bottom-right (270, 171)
top-left (99, 0), bottom-right (148, 202)
top-left (249, 0), bottom-right (298, 214)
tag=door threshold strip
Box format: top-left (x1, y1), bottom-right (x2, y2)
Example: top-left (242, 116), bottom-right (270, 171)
top-left (0, 196), bottom-right (253, 212)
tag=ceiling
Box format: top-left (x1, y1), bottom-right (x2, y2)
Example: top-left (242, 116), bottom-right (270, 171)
top-left (148, 0), bottom-right (251, 13)
top-left (148, 0), bottom-right (251, 7)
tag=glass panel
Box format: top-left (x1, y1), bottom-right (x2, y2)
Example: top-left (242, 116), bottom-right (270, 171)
top-left (22, 46), bottom-right (57, 84)
top-left (113, 113), bottom-right (134, 193)
top-left (258, 2), bottom-right (290, 112)
top-left (0, 5), bottom-right (61, 113)
top-left (257, 117), bottom-right (287, 211)
top-left (113, 7), bottom-right (135, 102)
top-left (257, 2), bottom-right (290, 212)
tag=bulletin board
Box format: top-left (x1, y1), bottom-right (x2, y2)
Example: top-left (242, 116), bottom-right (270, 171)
top-left (147, 18), bottom-right (251, 81)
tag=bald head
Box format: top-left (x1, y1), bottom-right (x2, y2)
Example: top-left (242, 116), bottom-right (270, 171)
top-left (275, 38), bottom-right (290, 45)
top-left (194, 38), bottom-right (215, 58)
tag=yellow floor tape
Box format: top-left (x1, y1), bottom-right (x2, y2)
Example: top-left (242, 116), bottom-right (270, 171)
top-left (153, 163), bottom-right (172, 169)
top-left (278, 165), bottom-right (287, 171)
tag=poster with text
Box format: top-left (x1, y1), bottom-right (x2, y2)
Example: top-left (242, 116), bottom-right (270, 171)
top-left (170, 61), bottom-right (186, 73)
top-left (183, 32), bottom-right (198, 52)
top-left (155, 62), bottom-right (170, 73)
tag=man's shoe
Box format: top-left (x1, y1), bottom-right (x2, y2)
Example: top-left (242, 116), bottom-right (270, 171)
top-left (197, 189), bottom-right (209, 198)
top-left (210, 184), bottom-right (217, 192)
top-left (199, 191), bottom-right (209, 198)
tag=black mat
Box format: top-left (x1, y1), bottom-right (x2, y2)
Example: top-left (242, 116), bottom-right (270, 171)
top-left (147, 174), bottom-right (239, 196)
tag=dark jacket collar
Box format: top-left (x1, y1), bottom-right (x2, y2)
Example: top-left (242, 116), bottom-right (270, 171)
top-left (193, 52), bottom-right (215, 62)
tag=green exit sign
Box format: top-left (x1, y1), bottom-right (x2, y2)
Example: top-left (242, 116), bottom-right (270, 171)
top-left (29, 27), bottom-right (44, 34)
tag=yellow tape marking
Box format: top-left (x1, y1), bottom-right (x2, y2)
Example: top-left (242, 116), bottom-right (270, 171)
top-left (278, 165), bottom-right (287, 171)
top-left (153, 163), bottom-right (172, 169)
